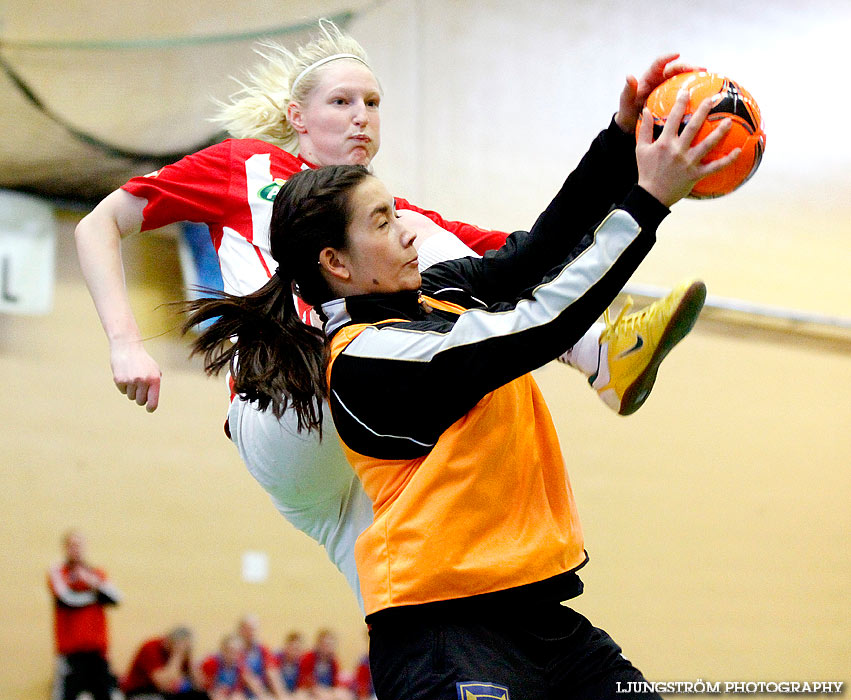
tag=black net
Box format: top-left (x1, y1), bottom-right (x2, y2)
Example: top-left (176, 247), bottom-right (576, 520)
top-left (0, 5), bottom-right (364, 203)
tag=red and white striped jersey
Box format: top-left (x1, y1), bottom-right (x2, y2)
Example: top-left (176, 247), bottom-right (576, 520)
top-left (122, 138), bottom-right (508, 309)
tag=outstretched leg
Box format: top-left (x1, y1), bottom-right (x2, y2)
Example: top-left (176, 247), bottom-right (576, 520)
top-left (567, 280), bottom-right (706, 415)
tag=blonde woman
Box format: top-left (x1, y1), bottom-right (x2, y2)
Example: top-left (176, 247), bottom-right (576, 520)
top-left (75, 21), bottom-right (705, 610)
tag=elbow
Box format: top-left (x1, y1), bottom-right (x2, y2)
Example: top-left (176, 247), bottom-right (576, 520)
top-left (73, 212), bottom-right (91, 244)
top-left (74, 210), bottom-right (106, 254)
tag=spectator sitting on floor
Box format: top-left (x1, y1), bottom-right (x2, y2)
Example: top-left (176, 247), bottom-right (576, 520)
top-left (236, 614), bottom-right (287, 699)
top-left (200, 633), bottom-right (247, 700)
top-left (275, 631), bottom-right (306, 694)
top-left (122, 626), bottom-right (207, 699)
top-left (297, 629), bottom-right (352, 700)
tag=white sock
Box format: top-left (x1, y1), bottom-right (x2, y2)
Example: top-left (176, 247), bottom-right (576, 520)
top-left (558, 323), bottom-right (604, 378)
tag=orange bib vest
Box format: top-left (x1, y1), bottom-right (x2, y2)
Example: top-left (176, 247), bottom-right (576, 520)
top-left (326, 297), bottom-right (586, 616)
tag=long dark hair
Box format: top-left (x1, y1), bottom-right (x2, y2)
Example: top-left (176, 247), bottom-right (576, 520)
top-left (181, 164), bottom-right (371, 434)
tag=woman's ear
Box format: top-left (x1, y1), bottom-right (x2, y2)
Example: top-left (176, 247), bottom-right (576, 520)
top-left (318, 247), bottom-right (351, 283)
top-left (288, 101), bottom-right (307, 134)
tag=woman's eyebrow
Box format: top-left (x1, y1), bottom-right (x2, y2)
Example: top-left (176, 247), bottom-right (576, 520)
top-left (369, 203), bottom-right (392, 219)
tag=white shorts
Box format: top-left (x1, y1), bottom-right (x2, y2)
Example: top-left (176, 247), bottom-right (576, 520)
top-left (226, 396), bottom-right (372, 612)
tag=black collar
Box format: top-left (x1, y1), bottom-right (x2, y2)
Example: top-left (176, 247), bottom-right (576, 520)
top-left (322, 290), bottom-right (424, 337)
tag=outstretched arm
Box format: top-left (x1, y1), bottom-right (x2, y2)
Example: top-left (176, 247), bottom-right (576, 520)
top-left (330, 92), bottom-right (739, 457)
top-left (75, 188), bottom-right (162, 412)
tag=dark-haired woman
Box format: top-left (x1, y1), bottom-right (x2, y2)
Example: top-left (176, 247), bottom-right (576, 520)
top-left (75, 21), bottom-right (702, 611)
top-left (184, 88), bottom-right (736, 698)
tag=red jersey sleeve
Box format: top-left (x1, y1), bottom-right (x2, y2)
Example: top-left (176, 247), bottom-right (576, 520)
top-left (262, 645), bottom-right (280, 669)
top-left (296, 652), bottom-right (317, 689)
top-left (353, 658), bottom-right (372, 697)
top-left (395, 197), bottom-right (509, 256)
top-left (121, 141), bottom-right (233, 232)
top-left (122, 639), bottom-right (166, 692)
top-left (199, 656), bottom-right (218, 689)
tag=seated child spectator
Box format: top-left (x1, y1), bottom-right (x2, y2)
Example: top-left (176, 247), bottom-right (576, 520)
top-left (122, 626), bottom-right (207, 699)
top-left (236, 614), bottom-right (287, 699)
top-left (297, 629), bottom-right (352, 700)
top-left (200, 633), bottom-right (245, 700)
top-left (275, 631), bottom-right (306, 693)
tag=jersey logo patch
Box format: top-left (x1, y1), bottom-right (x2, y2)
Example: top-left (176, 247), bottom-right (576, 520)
top-left (456, 682), bottom-right (510, 700)
top-left (257, 178), bottom-right (287, 202)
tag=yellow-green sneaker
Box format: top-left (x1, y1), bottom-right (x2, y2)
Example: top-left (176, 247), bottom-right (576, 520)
top-left (590, 280), bottom-right (707, 415)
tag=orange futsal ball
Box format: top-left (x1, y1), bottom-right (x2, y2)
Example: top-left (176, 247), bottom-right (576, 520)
top-left (637, 71), bottom-right (766, 199)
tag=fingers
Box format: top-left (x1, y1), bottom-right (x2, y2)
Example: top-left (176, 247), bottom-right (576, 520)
top-left (614, 74), bottom-right (641, 133)
top-left (637, 107), bottom-right (654, 146)
top-left (619, 74), bottom-right (638, 110)
top-left (679, 96), bottom-right (715, 144)
top-left (691, 117), bottom-right (732, 160)
top-left (662, 61), bottom-right (706, 80)
top-left (114, 377), bottom-right (160, 412)
top-left (111, 344), bottom-right (162, 412)
top-left (146, 381), bottom-right (160, 413)
top-left (121, 381), bottom-right (144, 406)
top-left (701, 147), bottom-right (741, 177)
top-left (660, 89), bottom-right (690, 138)
top-left (646, 53), bottom-right (681, 81)
top-left (135, 384), bottom-right (149, 408)
top-left (637, 53), bottom-right (681, 98)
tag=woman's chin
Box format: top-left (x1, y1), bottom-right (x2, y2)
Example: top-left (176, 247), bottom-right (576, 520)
top-left (348, 148), bottom-right (375, 166)
top-left (403, 271), bottom-right (422, 291)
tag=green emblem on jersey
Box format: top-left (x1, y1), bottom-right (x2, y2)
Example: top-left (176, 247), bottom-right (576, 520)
top-left (258, 178), bottom-right (287, 202)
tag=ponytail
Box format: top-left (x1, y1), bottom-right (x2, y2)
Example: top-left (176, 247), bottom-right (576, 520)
top-left (182, 272), bottom-right (328, 434)
top-left (182, 164), bottom-right (372, 436)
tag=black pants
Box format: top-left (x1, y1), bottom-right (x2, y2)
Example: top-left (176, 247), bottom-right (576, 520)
top-left (369, 604), bottom-right (662, 700)
top-left (55, 651), bottom-right (117, 700)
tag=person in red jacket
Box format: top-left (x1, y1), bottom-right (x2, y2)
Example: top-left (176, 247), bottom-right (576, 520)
top-left (122, 626), bottom-right (207, 699)
top-left (48, 529), bottom-right (122, 700)
top-left (73, 18), bottom-right (513, 616)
